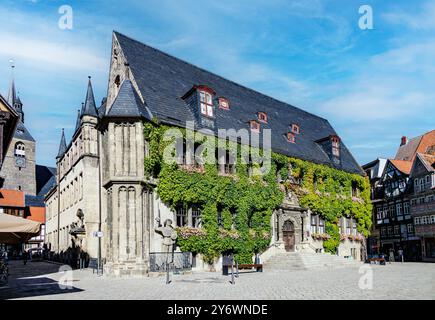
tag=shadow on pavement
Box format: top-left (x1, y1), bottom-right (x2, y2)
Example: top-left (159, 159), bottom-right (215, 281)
top-left (0, 276), bottom-right (83, 299)
top-left (0, 260), bottom-right (84, 299)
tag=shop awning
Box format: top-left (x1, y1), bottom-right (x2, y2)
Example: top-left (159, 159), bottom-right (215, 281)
top-left (0, 213), bottom-right (41, 244)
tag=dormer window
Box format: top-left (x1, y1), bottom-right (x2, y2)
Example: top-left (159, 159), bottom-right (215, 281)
top-left (331, 136), bottom-right (340, 157)
top-left (258, 112), bottom-right (267, 123)
top-left (291, 124), bottom-right (300, 134)
top-left (250, 121), bottom-right (260, 133)
top-left (199, 90), bottom-right (213, 117)
top-left (286, 132), bottom-right (295, 143)
top-left (219, 97), bottom-right (229, 110)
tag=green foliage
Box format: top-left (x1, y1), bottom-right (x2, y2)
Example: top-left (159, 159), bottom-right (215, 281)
top-left (144, 123), bottom-right (372, 262)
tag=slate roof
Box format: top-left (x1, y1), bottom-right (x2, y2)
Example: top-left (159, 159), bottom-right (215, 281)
top-left (56, 129), bottom-right (67, 159)
top-left (98, 98), bottom-right (107, 118)
top-left (74, 108), bottom-right (81, 132)
top-left (25, 195), bottom-right (45, 207)
top-left (36, 165), bottom-right (56, 197)
top-left (110, 31), bottom-right (363, 175)
top-left (106, 79), bottom-right (152, 119)
top-left (82, 77), bottom-right (99, 117)
top-left (13, 120), bottom-right (35, 142)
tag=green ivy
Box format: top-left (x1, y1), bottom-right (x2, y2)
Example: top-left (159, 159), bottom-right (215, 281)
top-left (144, 122), bottom-right (372, 262)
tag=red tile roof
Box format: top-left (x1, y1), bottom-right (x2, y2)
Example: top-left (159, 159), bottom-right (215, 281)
top-left (395, 130), bottom-right (435, 162)
top-left (0, 189), bottom-right (25, 207)
top-left (27, 206), bottom-right (45, 223)
top-left (390, 159), bottom-right (413, 175)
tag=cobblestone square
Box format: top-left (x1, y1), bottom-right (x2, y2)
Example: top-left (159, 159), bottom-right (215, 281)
top-left (1, 261), bottom-right (434, 300)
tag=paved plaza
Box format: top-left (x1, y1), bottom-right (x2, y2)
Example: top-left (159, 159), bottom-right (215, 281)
top-left (0, 260), bottom-right (434, 300)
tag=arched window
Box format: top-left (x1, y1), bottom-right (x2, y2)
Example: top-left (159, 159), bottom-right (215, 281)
top-left (114, 75), bottom-right (121, 88)
top-left (14, 142), bottom-right (25, 157)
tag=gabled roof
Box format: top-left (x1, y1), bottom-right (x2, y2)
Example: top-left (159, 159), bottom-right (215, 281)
top-left (81, 77), bottom-right (99, 117)
top-left (395, 130), bottom-right (435, 162)
top-left (112, 31), bottom-right (363, 175)
top-left (106, 79), bottom-right (153, 119)
top-left (362, 158), bottom-right (387, 180)
top-left (390, 159), bottom-right (413, 175)
top-left (419, 153), bottom-right (435, 172)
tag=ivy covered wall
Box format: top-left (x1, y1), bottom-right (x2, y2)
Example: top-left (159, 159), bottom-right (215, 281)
top-left (144, 121), bottom-right (372, 263)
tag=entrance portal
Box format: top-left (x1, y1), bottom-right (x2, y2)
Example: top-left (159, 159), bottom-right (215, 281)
top-left (282, 220), bottom-right (295, 252)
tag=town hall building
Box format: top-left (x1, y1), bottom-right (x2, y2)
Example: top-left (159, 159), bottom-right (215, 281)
top-left (44, 31), bottom-right (368, 276)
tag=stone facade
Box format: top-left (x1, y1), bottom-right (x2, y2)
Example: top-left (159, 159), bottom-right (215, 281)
top-left (44, 31), bottom-right (366, 276)
top-left (261, 191), bottom-right (362, 262)
top-left (0, 136), bottom-right (36, 195)
top-left (45, 114), bottom-right (100, 260)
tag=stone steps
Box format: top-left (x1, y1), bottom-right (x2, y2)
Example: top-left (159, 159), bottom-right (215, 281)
top-left (263, 252), bottom-right (362, 271)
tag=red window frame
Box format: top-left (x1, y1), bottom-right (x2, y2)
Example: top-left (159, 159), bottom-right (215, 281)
top-left (250, 121), bottom-right (260, 133)
top-left (219, 97), bottom-right (230, 110)
top-left (258, 112), bottom-right (267, 123)
top-left (291, 124), bottom-right (300, 134)
top-left (199, 90), bottom-right (214, 117)
top-left (287, 132), bottom-right (295, 143)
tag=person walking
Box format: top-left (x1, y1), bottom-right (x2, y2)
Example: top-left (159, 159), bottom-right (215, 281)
top-left (398, 248), bottom-right (404, 263)
top-left (389, 248), bottom-right (395, 264)
top-left (23, 250), bottom-right (28, 265)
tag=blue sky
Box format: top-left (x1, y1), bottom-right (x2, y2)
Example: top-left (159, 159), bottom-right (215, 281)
top-left (1, 0), bottom-right (434, 167)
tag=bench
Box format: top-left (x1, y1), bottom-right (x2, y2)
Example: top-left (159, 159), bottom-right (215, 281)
top-left (222, 263), bottom-right (263, 276)
top-left (368, 258), bottom-right (386, 265)
top-left (237, 264), bottom-right (263, 272)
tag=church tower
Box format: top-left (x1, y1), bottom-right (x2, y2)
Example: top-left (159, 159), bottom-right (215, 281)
top-left (0, 64), bottom-right (37, 195)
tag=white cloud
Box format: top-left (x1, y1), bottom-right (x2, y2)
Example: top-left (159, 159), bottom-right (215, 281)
top-left (0, 32), bottom-right (106, 72)
top-left (383, 1), bottom-right (435, 30)
top-left (317, 39), bottom-right (435, 121)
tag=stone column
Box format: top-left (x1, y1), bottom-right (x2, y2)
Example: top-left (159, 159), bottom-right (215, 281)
top-left (118, 186), bottom-right (128, 261)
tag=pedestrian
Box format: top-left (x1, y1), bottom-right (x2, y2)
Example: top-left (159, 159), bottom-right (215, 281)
top-left (398, 248), bottom-right (404, 263)
top-left (389, 248), bottom-right (395, 264)
top-left (23, 250), bottom-right (27, 265)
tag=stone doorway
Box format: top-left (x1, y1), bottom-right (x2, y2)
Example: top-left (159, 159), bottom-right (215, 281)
top-left (282, 220), bottom-right (295, 252)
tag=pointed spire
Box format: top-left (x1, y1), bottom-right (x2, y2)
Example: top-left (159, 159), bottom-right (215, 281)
top-left (82, 76), bottom-right (98, 117)
top-left (7, 60), bottom-right (24, 122)
top-left (7, 60), bottom-right (16, 106)
top-left (56, 129), bottom-right (67, 159)
top-left (75, 109), bottom-right (82, 132)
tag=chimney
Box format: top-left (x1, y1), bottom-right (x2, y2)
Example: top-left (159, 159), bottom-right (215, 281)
top-left (400, 136), bottom-right (408, 146)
